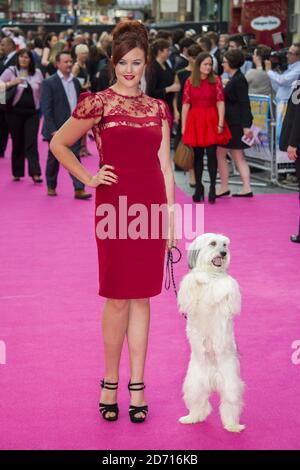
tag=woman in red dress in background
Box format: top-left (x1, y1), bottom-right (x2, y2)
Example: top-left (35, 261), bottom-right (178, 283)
top-left (181, 52), bottom-right (231, 203)
top-left (49, 21), bottom-right (177, 424)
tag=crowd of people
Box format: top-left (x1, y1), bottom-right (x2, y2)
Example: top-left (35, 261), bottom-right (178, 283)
top-left (0, 25), bottom-right (299, 235)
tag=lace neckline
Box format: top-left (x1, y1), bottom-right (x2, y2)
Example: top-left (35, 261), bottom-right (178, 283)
top-left (107, 87), bottom-right (144, 99)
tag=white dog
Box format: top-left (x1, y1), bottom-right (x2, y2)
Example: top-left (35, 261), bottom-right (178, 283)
top-left (177, 233), bottom-right (245, 433)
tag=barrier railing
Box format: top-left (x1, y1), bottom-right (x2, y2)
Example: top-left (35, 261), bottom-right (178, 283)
top-left (243, 94), bottom-right (296, 190)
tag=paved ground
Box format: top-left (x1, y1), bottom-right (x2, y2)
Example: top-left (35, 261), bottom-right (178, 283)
top-left (173, 160), bottom-right (297, 197)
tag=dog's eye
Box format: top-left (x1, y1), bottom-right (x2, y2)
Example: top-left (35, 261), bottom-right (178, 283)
top-left (223, 243), bottom-right (227, 247)
top-left (210, 241), bottom-right (217, 247)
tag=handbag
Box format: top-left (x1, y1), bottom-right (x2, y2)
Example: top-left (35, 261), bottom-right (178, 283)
top-left (0, 67), bottom-right (18, 112)
top-left (173, 140), bottom-right (194, 171)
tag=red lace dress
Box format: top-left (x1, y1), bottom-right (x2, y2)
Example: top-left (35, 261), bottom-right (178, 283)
top-left (72, 88), bottom-right (169, 299)
top-left (182, 76), bottom-right (231, 147)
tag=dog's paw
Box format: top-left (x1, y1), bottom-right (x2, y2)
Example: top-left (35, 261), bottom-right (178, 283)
top-left (224, 423), bottom-right (246, 433)
top-left (179, 415), bottom-right (197, 424)
top-left (179, 414), bottom-right (203, 424)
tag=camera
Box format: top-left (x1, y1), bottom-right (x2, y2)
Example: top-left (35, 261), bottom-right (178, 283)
top-left (270, 48), bottom-right (289, 72)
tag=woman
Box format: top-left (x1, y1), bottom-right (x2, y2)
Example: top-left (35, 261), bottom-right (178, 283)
top-left (173, 43), bottom-right (202, 187)
top-left (50, 21), bottom-right (176, 423)
top-left (245, 44), bottom-right (272, 96)
top-left (87, 44), bottom-right (107, 92)
top-left (217, 49), bottom-right (253, 197)
top-left (181, 52), bottom-right (231, 203)
top-left (31, 37), bottom-right (43, 69)
top-left (41, 32), bottom-right (58, 68)
top-left (0, 48), bottom-right (43, 182)
top-left (145, 38), bottom-right (180, 117)
top-left (72, 44), bottom-right (91, 92)
top-left (45, 40), bottom-right (67, 77)
top-left (72, 44), bottom-right (92, 157)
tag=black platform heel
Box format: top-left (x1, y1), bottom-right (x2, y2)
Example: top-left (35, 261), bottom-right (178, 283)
top-left (128, 381), bottom-right (148, 423)
top-left (99, 379), bottom-right (119, 422)
top-left (192, 184), bottom-right (204, 203)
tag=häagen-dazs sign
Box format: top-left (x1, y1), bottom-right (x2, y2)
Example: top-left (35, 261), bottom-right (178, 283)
top-left (251, 16), bottom-right (281, 31)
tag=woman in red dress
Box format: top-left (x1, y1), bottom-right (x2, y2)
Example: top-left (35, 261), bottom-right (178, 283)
top-left (181, 52), bottom-right (231, 203)
top-left (50, 21), bottom-right (177, 424)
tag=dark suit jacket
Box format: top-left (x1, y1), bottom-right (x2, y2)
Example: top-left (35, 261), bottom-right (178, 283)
top-left (280, 77), bottom-right (300, 151)
top-left (41, 72), bottom-right (81, 142)
top-left (0, 52), bottom-right (17, 75)
top-left (174, 55), bottom-right (189, 72)
top-left (213, 48), bottom-right (223, 76)
top-left (224, 70), bottom-right (253, 129)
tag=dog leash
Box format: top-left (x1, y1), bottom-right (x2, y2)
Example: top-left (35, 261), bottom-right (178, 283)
top-left (164, 246), bottom-right (187, 320)
top-left (164, 246), bottom-right (182, 296)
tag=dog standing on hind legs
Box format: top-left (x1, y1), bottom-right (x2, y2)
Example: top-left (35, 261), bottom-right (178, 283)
top-left (177, 233), bottom-right (245, 433)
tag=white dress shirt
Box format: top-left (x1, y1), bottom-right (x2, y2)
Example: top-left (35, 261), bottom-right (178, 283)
top-left (267, 61), bottom-right (300, 101)
top-left (4, 51), bottom-right (16, 65)
top-left (57, 70), bottom-right (78, 112)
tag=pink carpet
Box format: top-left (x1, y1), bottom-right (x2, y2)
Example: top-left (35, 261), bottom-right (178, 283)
top-left (0, 134), bottom-right (299, 450)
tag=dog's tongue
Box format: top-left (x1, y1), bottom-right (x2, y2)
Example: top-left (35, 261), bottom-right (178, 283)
top-left (213, 256), bottom-right (222, 266)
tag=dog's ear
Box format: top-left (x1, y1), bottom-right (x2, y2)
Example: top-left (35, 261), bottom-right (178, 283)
top-left (188, 249), bottom-right (200, 270)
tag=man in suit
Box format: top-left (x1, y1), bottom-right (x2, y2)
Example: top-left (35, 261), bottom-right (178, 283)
top-left (280, 76), bottom-right (300, 243)
top-left (41, 51), bottom-right (91, 199)
top-left (174, 37), bottom-right (194, 72)
top-left (0, 37), bottom-right (17, 158)
top-left (206, 31), bottom-right (223, 76)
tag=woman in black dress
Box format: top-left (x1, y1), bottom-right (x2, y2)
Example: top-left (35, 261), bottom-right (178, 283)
top-left (217, 49), bottom-right (254, 197)
top-left (145, 38), bottom-right (179, 117)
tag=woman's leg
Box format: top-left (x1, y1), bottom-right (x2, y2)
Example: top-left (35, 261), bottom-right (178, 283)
top-left (100, 298), bottom-right (130, 418)
top-left (206, 145), bottom-right (217, 188)
top-left (216, 146), bottom-right (230, 194)
top-left (188, 168), bottom-right (196, 186)
top-left (24, 111), bottom-right (41, 177)
top-left (127, 298), bottom-right (150, 418)
top-left (231, 149), bottom-right (252, 193)
top-left (193, 147), bottom-right (204, 194)
top-left (6, 111), bottom-right (25, 178)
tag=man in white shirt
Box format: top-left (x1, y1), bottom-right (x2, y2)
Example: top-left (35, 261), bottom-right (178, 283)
top-left (222, 35), bottom-right (253, 78)
top-left (41, 52), bottom-right (91, 199)
top-left (265, 43), bottom-right (300, 101)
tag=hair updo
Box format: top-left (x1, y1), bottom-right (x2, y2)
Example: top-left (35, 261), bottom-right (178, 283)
top-left (111, 20), bottom-right (149, 66)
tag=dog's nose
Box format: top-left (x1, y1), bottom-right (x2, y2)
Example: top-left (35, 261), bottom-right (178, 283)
top-left (220, 251), bottom-right (227, 258)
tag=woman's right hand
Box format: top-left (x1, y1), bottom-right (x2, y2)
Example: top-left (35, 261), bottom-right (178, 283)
top-left (88, 164), bottom-right (118, 188)
top-left (7, 78), bottom-right (22, 88)
top-left (174, 110), bottom-right (180, 124)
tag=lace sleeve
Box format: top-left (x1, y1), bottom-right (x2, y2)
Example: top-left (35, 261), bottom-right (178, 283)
top-left (182, 78), bottom-right (191, 104)
top-left (72, 92), bottom-right (103, 120)
top-left (158, 99), bottom-right (173, 131)
top-left (216, 76), bottom-right (225, 102)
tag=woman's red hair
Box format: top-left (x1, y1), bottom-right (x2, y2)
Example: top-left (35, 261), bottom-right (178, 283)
top-left (111, 20), bottom-right (149, 65)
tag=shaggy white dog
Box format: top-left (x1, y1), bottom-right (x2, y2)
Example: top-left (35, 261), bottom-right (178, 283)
top-left (177, 233), bottom-right (245, 433)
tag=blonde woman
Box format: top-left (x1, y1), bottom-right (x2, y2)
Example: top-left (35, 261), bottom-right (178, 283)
top-left (72, 44), bottom-right (91, 92)
top-left (98, 32), bottom-right (112, 56)
top-left (45, 40), bottom-right (67, 77)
